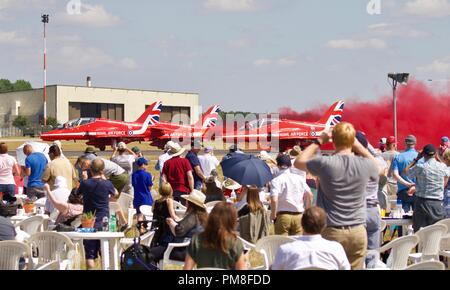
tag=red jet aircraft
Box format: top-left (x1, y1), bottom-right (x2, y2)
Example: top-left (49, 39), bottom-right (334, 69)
top-left (213, 100), bottom-right (344, 152)
top-left (149, 105), bottom-right (221, 149)
top-left (41, 102), bottom-right (163, 151)
top-left (41, 103), bottom-right (221, 151)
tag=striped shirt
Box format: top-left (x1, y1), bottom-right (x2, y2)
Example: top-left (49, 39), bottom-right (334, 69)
top-left (409, 158), bottom-right (450, 200)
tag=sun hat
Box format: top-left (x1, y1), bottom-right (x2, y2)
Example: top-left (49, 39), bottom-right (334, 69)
top-left (405, 135), bottom-right (417, 145)
top-left (84, 146), bottom-right (97, 154)
top-left (136, 157), bottom-right (149, 167)
top-left (168, 142), bottom-right (185, 157)
top-left (222, 178), bottom-right (242, 190)
top-left (181, 190), bottom-right (207, 209)
top-left (117, 142), bottom-right (127, 150)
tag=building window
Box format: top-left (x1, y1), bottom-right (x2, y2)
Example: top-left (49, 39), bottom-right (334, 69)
top-left (146, 105), bottom-right (190, 123)
top-left (69, 102), bottom-right (124, 121)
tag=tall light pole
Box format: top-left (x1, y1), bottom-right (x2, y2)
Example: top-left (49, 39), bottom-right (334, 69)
top-left (388, 73), bottom-right (409, 143)
top-left (42, 14), bottom-right (49, 126)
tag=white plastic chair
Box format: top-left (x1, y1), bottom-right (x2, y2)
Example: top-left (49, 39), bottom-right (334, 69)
top-left (15, 216), bottom-right (45, 236)
top-left (238, 236), bottom-right (256, 251)
top-left (437, 219), bottom-right (450, 260)
top-left (35, 197), bottom-right (47, 208)
top-left (160, 241), bottom-right (190, 270)
top-left (405, 260), bottom-right (445, 270)
top-left (205, 201), bottom-right (221, 210)
top-left (35, 260), bottom-right (60, 270)
top-left (28, 232), bottom-right (78, 270)
top-left (118, 193), bottom-right (134, 226)
top-left (173, 200), bottom-right (187, 211)
top-left (0, 241), bottom-right (33, 270)
top-left (120, 231), bottom-right (155, 252)
top-left (378, 235), bottom-right (419, 270)
top-left (409, 224), bottom-right (447, 263)
top-left (139, 205), bottom-right (153, 220)
top-left (254, 235), bottom-right (295, 270)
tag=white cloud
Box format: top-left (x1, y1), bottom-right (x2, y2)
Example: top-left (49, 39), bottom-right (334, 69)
top-left (204, 0), bottom-right (258, 12)
top-left (405, 0), bottom-right (450, 17)
top-left (368, 22), bottom-right (429, 38)
top-left (56, 46), bottom-right (114, 69)
top-left (253, 57), bottom-right (297, 67)
top-left (58, 4), bottom-right (120, 27)
top-left (228, 38), bottom-right (250, 49)
top-left (253, 59), bottom-right (272, 67)
top-left (119, 57), bottom-right (138, 70)
top-left (0, 30), bottom-right (28, 45)
top-left (277, 58), bottom-right (296, 67)
top-left (326, 38), bottom-right (387, 49)
top-left (417, 56), bottom-right (450, 75)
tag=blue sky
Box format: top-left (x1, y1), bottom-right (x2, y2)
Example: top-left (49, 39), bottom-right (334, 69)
top-left (1, 0), bottom-right (450, 112)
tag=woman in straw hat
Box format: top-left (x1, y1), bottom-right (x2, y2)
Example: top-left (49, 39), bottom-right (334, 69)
top-left (184, 202), bottom-right (247, 270)
top-left (148, 189), bottom-right (208, 264)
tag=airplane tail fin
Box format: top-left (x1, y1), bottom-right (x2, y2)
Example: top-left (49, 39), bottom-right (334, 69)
top-left (317, 100), bottom-right (345, 130)
top-left (194, 105), bottom-right (221, 129)
top-left (135, 101), bottom-right (162, 125)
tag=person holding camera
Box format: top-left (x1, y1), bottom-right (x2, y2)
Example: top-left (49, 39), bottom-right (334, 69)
top-left (404, 144), bottom-right (450, 232)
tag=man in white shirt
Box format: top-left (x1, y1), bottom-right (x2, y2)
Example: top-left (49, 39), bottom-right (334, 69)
top-left (198, 146), bottom-right (220, 177)
top-left (155, 141), bottom-right (175, 185)
top-left (272, 207), bottom-right (350, 270)
top-left (270, 154), bottom-right (313, 236)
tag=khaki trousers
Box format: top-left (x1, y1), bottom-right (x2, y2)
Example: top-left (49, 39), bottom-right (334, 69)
top-left (322, 225), bottom-right (367, 270)
top-left (274, 213), bottom-right (303, 236)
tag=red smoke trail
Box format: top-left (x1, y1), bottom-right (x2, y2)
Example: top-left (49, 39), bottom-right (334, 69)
top-left (279, 80), bottom-right (450, 149)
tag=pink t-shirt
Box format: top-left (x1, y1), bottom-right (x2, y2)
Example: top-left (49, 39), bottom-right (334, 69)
top-left (0, 154), bottom-right (17, 185)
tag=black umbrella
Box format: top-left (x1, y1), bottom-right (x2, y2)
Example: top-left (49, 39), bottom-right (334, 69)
top-left (221, 154), bottom-right (273, 187)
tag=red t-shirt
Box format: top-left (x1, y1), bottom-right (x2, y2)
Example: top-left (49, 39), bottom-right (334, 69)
top-left (162, 156), bottom-right (193, 193)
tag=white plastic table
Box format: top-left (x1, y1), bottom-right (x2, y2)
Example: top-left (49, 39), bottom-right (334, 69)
top-left (382, 218), bottom-right (413, 238)
top-left (62, 231), bottom-right (124, 270)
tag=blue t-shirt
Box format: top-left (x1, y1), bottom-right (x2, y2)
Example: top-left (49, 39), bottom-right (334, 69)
top-left (186, 151), bottom-right (202, 185)
top-left (132, 169), bottom-right (153, 209)
top-left (25, 152), bottom-right (48, 188)
top-left (80, 178), bottom-right (115, 228)
top-left (392, 148), bottom-right (422, 192)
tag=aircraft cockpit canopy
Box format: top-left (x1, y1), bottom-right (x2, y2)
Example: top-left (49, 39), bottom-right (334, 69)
top-left (57, 118), bottom-right (96, 129)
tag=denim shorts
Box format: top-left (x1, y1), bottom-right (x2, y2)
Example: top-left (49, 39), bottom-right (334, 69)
top-left (83, 240), bottom-right (101, 260)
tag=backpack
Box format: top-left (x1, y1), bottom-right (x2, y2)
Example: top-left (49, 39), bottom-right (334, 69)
top-left (120, 237), bottom-right (159, 270)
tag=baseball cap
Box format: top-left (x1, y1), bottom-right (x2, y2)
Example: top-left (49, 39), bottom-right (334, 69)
top-left (136, 157), bottom-right (149, 166)
top-left (191, 140), bottom-right (203, 149)
top-left (405, 135), bottom-right (417, 145)
top-left (355, 132), bottom-right (368, 149)
top-left (441, 136), bottom-right (449, 143)
top-left (379, 138), bottom-right (387, 145)
top-left (276, 154), bottom-right (292, 168)
top-left (422, 144), bottom-right (436, 156)
top-left (131, 146), bottom-right (141, 154)
top-left (204, 146), bottom-right (214, 153)
top-left (387, 136), bottom-right (397, 144)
